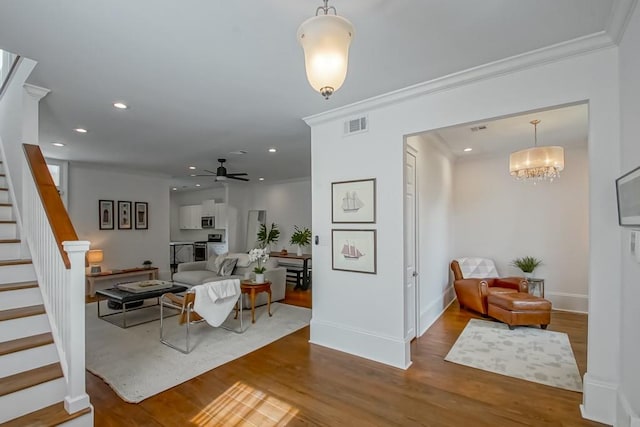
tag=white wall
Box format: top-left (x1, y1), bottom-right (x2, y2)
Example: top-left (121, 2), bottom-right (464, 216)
top-left (406, 134), bottom-right (456, 335)
top-left (617, 3), bottom-right (640, 425)
top-left (453, 147), bottom-right (589, 312)
top-left (307, 47), bottom-right (620, 424)
top-left (68, 163), bottom-right (171, 280)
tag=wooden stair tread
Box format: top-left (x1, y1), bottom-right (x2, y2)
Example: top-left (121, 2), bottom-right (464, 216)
top-left (0, 203), bottom-right (11, 207)
top-left (0, 402), bottom-right (91, 427)
top-left (0, 259), bottom-right (32, 266)
top-left (0, 305), bottom-right (45, 322)
top-left (0, 363), bottom-right (62, 397)
top-left (0, 281), bottom-right (37, 292)
top-left (0, 333), bottom-right (53, 356)
top-left (0, 188), bottom-right (7, 192)
top-left (0, 220), bottom-right (16, 224)
top-left (0, 239), bottom-right (20, 244)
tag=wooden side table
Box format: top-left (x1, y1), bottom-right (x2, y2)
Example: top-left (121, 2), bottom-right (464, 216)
top-left (86, 267), bottom-right (159, 296)
top-left (527, 278), bottom-right (545, 298)
top-left (236, 280), bottom-right (272, 323)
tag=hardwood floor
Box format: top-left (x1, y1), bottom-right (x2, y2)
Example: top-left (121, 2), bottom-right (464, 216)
top-left (88, 296), bottom-right (600, 426)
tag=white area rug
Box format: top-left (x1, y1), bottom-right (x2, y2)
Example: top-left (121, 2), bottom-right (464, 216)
top-left (85, 301), bottom-right (311, 403)
top-left (445, 319), bottom-right (583, 392)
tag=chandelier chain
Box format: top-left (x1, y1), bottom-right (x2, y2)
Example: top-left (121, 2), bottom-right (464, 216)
top-left (316, 0), bottom-right (337, 16)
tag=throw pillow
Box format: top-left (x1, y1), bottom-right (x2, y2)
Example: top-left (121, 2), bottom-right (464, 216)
top-left (217, 258), bottom-right (238, 276)
top-left (214, 252), bottom-right (229, 272)
top-left (205, 254), bottom-right (218, 272)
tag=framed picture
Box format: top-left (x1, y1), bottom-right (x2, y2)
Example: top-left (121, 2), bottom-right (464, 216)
top-left (135, 202), bottom-right (148, 230)
top-left (616, 165), bottom-right (640, 226)
top-left (332, 229), bottom-right (377, 274)
top-left (99, 200), bottom-right (114, 230)
top-left (332, 178), bottom-right (376, 223)
top-left (117, 201), bottom-right (132, 230)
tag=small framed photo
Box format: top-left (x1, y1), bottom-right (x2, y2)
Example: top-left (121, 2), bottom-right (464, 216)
top-left (332, 229), bottom-right (377, 274)
top-left (332, 178), bottom-right (376, 223)
top-left (616, 165), bottom-right (640, 226)
top-left (99, 200), bottom-right (114, 230)
top-left (135, 202), bottom-right (148, 230)
top-left (117, 201), bottom-right (132, 230)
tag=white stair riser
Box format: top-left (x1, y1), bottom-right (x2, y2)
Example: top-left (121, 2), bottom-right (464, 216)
top-left (0, 377), bottom-right (66, 423)
top-left (0, 343), bottom-right (58, 377)
top-left (0, 314), bottom-right (50, 342)
top-left (0, 287), bottom-right (42, 311)
top-left (0, 263), bottom-right (36, 284)
top-left (0, 223), bottom-right (16, 239)
top-left (0, 177), bottom-right (6, 187)
top-left (0, 205), bottom-right (12, 221)
top-left (0, 191), bottom-right (8, 203)
top-left (0, 242), bottom-right (21, 259)
top-left (59, 411), bottom-right (94, 427)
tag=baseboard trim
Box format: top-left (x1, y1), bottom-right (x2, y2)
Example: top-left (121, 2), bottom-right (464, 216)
top-left (580, 373), bottom-right (618, 425)
top-left (309, 318), bottom-right (410, 369)
top-left (419, 285), bottom-right (456, 336)
top-left (617, 389), bottom-right (640, 427)
top-left (545, 291), bottom-right (588, 313)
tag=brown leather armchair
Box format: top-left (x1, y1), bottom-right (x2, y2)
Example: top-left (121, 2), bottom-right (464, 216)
top-left (451, 258), bottom-right (528, 315)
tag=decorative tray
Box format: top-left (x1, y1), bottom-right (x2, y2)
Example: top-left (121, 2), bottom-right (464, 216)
top-left (117, 280), bottom-right (174, 293)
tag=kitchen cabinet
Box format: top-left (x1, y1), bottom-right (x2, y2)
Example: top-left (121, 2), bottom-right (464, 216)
top-left (179, 205), bottom-right (202, 229)
top-left (215, 203), bottom-right (228, 227)
top-left (201, 199), bottom-right (216, 217)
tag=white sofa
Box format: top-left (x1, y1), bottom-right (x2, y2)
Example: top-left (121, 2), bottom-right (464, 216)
top-left (173, 252), bottom-right (286, 308)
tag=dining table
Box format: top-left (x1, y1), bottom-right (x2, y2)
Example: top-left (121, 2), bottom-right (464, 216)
top-left (269, 251), bottom-right (312, 290)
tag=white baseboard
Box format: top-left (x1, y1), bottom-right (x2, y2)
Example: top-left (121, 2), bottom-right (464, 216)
top-left (545, 291), bottom-right (588, 313)
top-left (59, 407), bottom-right (94, 427)
top-left (419, 285), bottom-right (456, 336)
top-left (617, 389), bottom-right (640, 427)
top-left (580, 373), bottom-right (617, 425)
top-left (309, 318), bottom-right (410, 369)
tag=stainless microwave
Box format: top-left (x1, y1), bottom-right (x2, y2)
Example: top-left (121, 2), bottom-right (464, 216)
top-left (201, 216), bottom-right (215, 228)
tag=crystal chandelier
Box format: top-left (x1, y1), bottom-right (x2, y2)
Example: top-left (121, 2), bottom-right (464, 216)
top-left (509, 120), bottom-right (565, 182)
top-left (297, 0), bottom-right (354, 99)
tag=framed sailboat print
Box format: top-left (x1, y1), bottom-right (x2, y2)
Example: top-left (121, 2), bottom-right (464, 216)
top-left (332, 229), bottom-right (377, 274)
top-left (331, 178), bottom-right (376, 223)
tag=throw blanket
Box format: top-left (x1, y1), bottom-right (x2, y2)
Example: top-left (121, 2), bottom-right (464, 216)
top-left (193, 279), bottom-right (240, 327)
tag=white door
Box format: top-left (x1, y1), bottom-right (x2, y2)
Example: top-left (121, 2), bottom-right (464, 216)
top-left (404, 148), bottom-right (418, 341)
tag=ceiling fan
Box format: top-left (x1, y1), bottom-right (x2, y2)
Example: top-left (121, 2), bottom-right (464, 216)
top-left (197, 158), bottom-right (249, 181)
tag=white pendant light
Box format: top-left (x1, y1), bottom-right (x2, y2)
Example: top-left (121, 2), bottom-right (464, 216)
top-left (297, 0), bottom-right (354, 99)
top-left (509, 120), bottom-right (565, 182)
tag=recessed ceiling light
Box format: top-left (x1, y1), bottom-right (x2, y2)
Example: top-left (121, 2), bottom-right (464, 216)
top-left (74, 128), bottom-right (88, 133)
top-left (113, 102), bottom-right (128, 109)
top-left (195, 184), bottom-right (201, 187)
top-left (259, 177), bottom-right (265, 181)
top-left (463, 148), bottom-right (473, 152)
top-left (172, 187), bottom-right (177, 191)
top-left (268, 148), bottom-right (277, 153)
top-left (190, 174), bottom-right (196, 177)
top-left (52, 142), bottom-right (65, 147)
top-left (189, 166), bottom-right (196, 170)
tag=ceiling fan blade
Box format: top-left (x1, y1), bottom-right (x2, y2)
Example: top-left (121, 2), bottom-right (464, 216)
top-left (204, 169), bottom-right (218, 175)
top-left (195, 174), bottom-right (216, 177)
top-left (228, 175), bottom-right (250, 181)
top-left (227, 173), bottom-right (248, 176)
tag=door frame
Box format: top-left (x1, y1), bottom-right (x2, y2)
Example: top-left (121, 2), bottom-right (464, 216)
top-left (404, 144), bottom-right (420, 341)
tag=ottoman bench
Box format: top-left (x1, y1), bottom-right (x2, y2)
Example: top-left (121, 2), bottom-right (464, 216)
top-left (487, 292), bottom-right (551, 330)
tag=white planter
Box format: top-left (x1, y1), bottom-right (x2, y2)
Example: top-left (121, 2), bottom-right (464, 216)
top-left (297, 245), bottom-right (303, 256)
top-left (255, 273), bottom-right (265, 284)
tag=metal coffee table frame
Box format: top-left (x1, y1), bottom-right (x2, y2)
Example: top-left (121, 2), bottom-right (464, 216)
top-left (96, 284), bottom-right (188, 328)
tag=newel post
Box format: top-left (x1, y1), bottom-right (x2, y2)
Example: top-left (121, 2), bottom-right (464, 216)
top-left (62, 240), bottom-right (91, 413)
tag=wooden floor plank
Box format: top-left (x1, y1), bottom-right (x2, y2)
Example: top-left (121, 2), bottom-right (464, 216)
top-left (88, 292), bottom-right (601, 427)
top-left (0, 402), bottom-right (91, 427)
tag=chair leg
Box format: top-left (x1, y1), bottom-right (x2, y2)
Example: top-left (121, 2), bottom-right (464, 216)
top-left (508, 325), bottom-right (515, 330)
top-left (541, 324), bottom-right (548, 330)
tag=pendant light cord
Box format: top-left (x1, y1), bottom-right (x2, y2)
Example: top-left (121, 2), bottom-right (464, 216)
top-left (316, 0), bottom-right (337, 16)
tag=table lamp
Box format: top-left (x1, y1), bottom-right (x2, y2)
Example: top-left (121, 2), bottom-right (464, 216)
top-left (87, 249), bottom-right (104, 274)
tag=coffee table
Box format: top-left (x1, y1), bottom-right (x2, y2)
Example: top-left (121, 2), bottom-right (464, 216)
top-left (235, 280), bottom-right (272, 323)
top-left (96, 282), bottom-right (188, 328)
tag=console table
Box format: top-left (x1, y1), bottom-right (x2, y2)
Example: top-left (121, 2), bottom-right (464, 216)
top-left (269, 252), bottom-right (312, 290)
top-left (86, 267), bottom-right (158, 296)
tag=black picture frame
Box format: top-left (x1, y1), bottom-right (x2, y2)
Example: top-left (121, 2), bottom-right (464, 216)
top-left (616, 165), bottom-right (640, 227)
top-left (117, 201), bottom-right (132, 230)
top-left (99, 200), bottom-right (114, 230)
top-left (135, 202), bottom-right (148, 230)
top-left (331, 178), bottom-right (376, 223)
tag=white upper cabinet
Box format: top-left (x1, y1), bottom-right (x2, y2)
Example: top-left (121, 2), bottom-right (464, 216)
top-left (201, 199), bottom-right (216, 217)
top-left (179, 204), bottom-right (202, 229)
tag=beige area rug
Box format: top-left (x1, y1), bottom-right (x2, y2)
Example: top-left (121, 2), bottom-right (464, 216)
top-left (85, 301), bottom-right (311, 403)
top-left (445, 319), bottom-right (583, 392)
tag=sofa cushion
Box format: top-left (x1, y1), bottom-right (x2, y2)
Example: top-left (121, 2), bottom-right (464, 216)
top-left (233, 253), bottom-right (252, 268)
top-left (173, 270), bottom-right (219, 286)
top-left (205, 254), bottom-right (218, 272)
top-left (218, 258), bottom-right (238, 276)
top-left (264, 258), bottom-right (279, 269)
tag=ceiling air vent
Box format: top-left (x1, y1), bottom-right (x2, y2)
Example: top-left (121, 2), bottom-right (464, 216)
top-left (470, 125), bottom-right (488, 132)
top-left (344, 115), bottom-right (368, 136)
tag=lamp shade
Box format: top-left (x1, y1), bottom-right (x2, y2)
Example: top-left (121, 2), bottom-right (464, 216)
top-left (297, 14), bottom-right (354, 99)
top-left (509, 146), bottom-right (565, 180)
top-left (87, 249), bottom-right (104, 264)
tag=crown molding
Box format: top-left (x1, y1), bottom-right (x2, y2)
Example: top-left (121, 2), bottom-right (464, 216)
top-left (303, 31), bottom-right (616, 126)
top-left (23, 83), bottom-right (50, 101)
top-left (607, 0), bottom-right (638, 44)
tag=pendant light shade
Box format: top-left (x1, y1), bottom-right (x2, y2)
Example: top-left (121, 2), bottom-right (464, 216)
top-left (509, 120), bottom-right (565, 182)
top-left (297, 2), bottom-right (354, 99)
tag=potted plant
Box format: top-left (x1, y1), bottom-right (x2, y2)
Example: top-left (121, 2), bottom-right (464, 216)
top-left (142, 260), bottom-right (153, 269)
top-left (257, 223), bottom-right (280, 252)
top-left (511, 256), bottom-right (542, 278)
top-left (290, 225), bottom-right (312, 256)
top-left (248, 248), bottom-right (269, 283)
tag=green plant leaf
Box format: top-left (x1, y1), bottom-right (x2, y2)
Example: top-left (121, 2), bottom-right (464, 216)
top-left (510, 256), bottom-right (542, 273)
